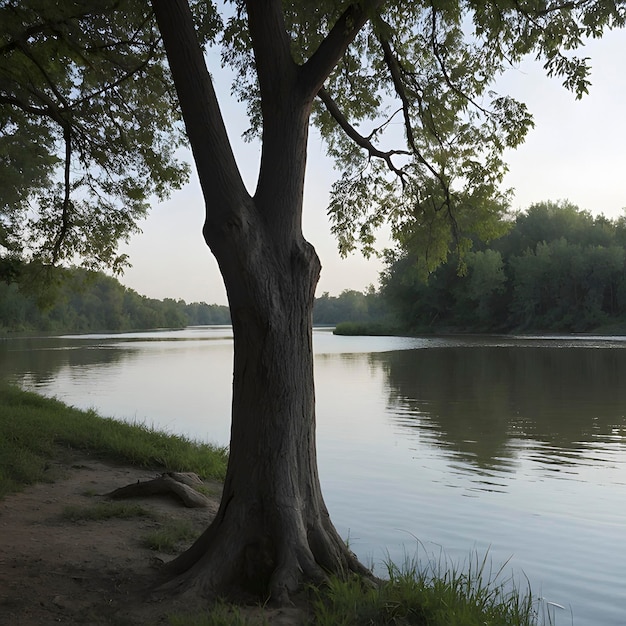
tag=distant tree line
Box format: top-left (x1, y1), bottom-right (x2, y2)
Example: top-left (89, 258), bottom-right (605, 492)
top-left (313, 287), bottom-right (391, 325)
top-left (0, 263), bottom-right (393, 334)
top-left (9, 200), bottom-right (621, 336)
top-left (0, 264), bottom-right (230, 333)
top-left (381, 201), bottom-right (626, 333)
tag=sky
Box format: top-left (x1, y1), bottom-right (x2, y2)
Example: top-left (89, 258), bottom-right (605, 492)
top-left (118, 27), bottom-right (626, 306)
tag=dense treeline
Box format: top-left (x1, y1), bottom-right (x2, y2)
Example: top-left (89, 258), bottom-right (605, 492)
top-left (0, 265), bottom-right (231, 333)
top-left (313, 288), bottom-right (391, 325)
top-left (9, 200), bottom-right (621, 336)
top-left (382, 201), bottom-right (626, 333)
top-left (0, 264), bottom-right (391, 333)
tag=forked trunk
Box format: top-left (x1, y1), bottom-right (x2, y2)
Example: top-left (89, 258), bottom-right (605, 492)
top-left (151, 0), bottom-right (369, 600)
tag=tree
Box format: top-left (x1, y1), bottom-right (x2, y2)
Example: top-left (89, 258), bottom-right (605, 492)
top-left (3, 0), bottom-right (625, 604)
top-left (150, 0), bottom-right (626, 601)
top-left (461, 249), bottom-right (507, 324)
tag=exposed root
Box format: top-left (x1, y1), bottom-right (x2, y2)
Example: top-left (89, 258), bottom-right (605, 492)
top-left (107, 472), bottom-right (211, 508)
top-left (152, 506), bottom-right (372, 606)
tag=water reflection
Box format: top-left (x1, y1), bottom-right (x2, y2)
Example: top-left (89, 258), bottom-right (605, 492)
top-left (373, 346), bottom-right (626, 474)
top-left (0, 326), bottom-right (235, 387)
top-left (0, 336), bottom-right (137, 386)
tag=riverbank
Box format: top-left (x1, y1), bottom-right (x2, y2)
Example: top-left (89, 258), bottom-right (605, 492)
top-left (333, 319), bottom-right (626, 336)
top-left (0, 385), bottom-right (540, 625)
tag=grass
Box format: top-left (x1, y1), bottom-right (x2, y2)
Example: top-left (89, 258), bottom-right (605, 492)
top-left (142, 518), bottom-right (198, 553)
top-left (168, 552), bottom-right (544, 626)
top-left (0, 382), bottom-right (228, 498)
top-left (309, 551), bottom-right (539, 626)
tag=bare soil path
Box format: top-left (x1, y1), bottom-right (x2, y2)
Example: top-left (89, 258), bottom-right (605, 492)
top-left (0, 454), bottom-right (303, 625)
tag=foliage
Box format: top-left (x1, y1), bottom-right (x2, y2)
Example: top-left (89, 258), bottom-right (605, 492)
top-left (313, 287), bottom-right (393, 325)
top-left (381, 200), bottom-right (626, 333)
top-left (0, 383), bottom-right (228, 498)
top-left (0, 0), bottom-right (220, 271)
top-left (0, 263), bottom-right (230, 333)
top-left (3, 2), bottom-right (624, 279)
top-left (265, 1), bottom-right (623, 271)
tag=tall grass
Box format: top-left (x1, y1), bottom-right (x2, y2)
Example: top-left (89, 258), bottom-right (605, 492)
top-left (310, 549), bottom-right (541, 626)
top-left (0, 383), bottom-right (228, 498)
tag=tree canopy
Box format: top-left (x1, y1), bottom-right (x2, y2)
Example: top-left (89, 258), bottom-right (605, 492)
top-left (219, 0), bottom-right (625, 272)
top-left (0, 0), bottom-right (219, 272)
top-left (2, 1), bottom-right (625, 276)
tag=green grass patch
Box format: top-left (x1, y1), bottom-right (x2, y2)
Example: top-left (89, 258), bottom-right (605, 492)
top-left (62, 501), bottom-right (154, 522)
top-left (142, 519), bottom-right (197, 553)
top-left (310, 552), bottom-right (538, 626)
top-left (0, 383), bottom-right (228, 499)
top-left (168, 552), bottom-right (541, 625)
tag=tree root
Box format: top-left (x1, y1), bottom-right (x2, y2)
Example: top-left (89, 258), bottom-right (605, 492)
top-left (107, 472), bottom-right (211, 508)
top-left (151, 501), bottom-right (376, 606)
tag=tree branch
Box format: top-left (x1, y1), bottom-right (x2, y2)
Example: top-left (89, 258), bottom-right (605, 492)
top-left (300, 0), bottom-right (384, 99)
top-left (14, 40), bottom-right (71, 111)
top-left (51, 124), bottom-right (73, 264)
top-left (377, 23), bottom-right (456, 227)
top-left (0, 3), bottom-right (115, 56)
top-left (426, 5), bottom-right (490, 117)
top-left (151, 0), bottom-right (249, 222)
top-left (244, 0), bottom-right (296, 100)
top-left (0, 93), bottom-right (61, 124)
top-left (317, 87), bottom-right (410, 182)
top-left (377, 32), bottom-right (443, 187)
top-left (513, 0), bottom-right (586, 19)
top-left (72, 41), bottom-right (158, 110)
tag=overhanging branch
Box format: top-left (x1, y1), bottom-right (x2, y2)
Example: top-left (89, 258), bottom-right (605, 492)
top-left (51, 125), bottom-right (73, 264)
top-left (317, 87), bottom-right (410, 183)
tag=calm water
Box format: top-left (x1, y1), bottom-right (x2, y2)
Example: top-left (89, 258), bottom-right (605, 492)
top-left (2, 328), bottom-right (625, 625)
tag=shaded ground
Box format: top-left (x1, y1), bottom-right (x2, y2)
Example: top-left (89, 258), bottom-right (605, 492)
top-left (0, 454), bottom-right (304, 625)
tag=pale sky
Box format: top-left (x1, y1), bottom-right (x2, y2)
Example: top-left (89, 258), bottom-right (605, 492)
top-left (118, 27), bottom-right (626, 306)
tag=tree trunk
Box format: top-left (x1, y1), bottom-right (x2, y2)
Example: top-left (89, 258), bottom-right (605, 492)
top-left (150, 0), bottom-right (370, 602)
top-left (162, 227), bottom-right (367, 601)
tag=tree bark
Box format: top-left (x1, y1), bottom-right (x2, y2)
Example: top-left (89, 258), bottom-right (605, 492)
top-left (162, 237), bottom-right (370, 601)
top-left (150, 0), bottom-right (370, 602)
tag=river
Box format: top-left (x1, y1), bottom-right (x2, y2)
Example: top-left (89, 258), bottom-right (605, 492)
top-left (2, 327), bottom-right (625, 625)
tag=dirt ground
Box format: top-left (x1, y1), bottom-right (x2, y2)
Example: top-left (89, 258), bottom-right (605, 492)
top-left (0, 454), bottom-right (305, 625)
